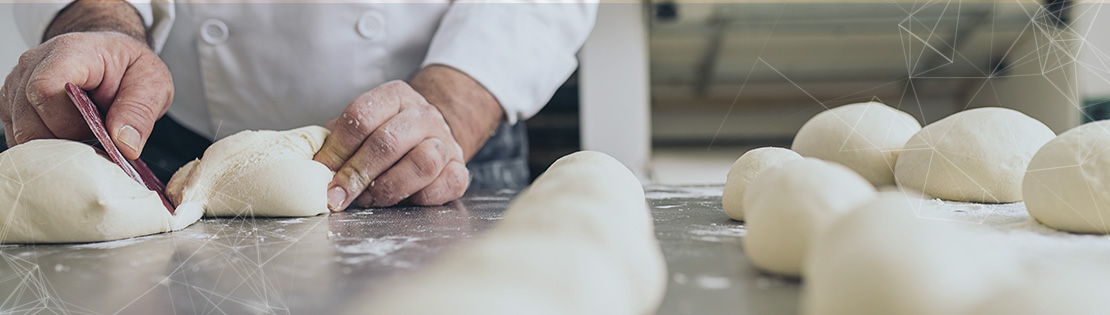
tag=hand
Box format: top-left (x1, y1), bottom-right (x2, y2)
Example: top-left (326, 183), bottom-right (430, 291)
top-left (314, 81), bottom-right (471, 209)
top-left (1, 32), bottom-right (173, 159)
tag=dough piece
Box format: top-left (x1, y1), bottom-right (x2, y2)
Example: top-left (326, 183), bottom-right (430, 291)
top-left (348, 151), bottom-right (667, 315)
top-left (895, 107), bottom-right (1055, 203)
top-left (1024, 120), bottom-right (1110, 233)
top-left (722, 147), bottom-right (803, 221)
top-left (0, 140), bottom-right (202, 243)
top-left (167, 126), bottom-right (333, 217)
top-left (741, 158), bottom-right (875, 277)
top-left (970, 261), bottom-right (1110, 315)
top-left (803, 192), bottom-right (1019, 315)
top-left (792, 102), bottom-right (922, 186)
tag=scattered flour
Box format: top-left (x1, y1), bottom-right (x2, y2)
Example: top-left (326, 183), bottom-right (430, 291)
top-left (688, 226), bottom-right (746, 242)
top-left (274, 218), bottom-right (309, 225)
top-left (850, 197), bottom-right (1110, 269)
top-left (645, 185), bottom-right (723, 200)
top-left (337, 236), bottom-right (421, 265)
top-left (695, 275), bottom-right (732, 290)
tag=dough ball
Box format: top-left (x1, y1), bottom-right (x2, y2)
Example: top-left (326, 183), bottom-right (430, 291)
top-left (1024, 120), bottom-right (1110, 233)
top-left (741, 158), bottom-right (876, 277)
top-left (895, 107), bottom-right (1055, 203)
top-left (970, 261), bottom-right (1110, 315)
top-left (792, 102), bottom-right (921, 186)
top-left (722, 147), bottom-right (803, 221)
top-left (348, 151), bottom-right (666, 315)
top-left (168, 126), bottom-right (334, 217)
top-left (0, 140), bottom-right (202, 243)
top-left (803, 192), bottom-right (1019, 315)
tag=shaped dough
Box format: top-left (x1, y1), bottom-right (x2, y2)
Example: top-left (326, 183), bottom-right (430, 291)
top-left (970, 261), bottom-right (1110, 315)
top-left (742, 158), bottom-right (875, 277)
top-left (0, 140), bottom-right (202, 243)
top-left (722, 147), bottom-right (802, 221)
top-left (792, 102), bottom-right (921, 186)
top-left (1024, 120), bottom-right (1110, 233)
top-left (803, 192), bottom-right (1019, 315)
top-left (348, 151), bottom-right (666, 315)
top-left (167, 126), bottom-right (333, 217)
top-left (895, 107), bottom-right (1054, 203)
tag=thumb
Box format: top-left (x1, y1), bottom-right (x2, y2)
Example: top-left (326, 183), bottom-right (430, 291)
top-left (103, 54), bottom-right (174, 160)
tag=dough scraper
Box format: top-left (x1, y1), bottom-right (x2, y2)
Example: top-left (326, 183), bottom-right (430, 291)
top-left (65, 82), bottom-right (175, 214)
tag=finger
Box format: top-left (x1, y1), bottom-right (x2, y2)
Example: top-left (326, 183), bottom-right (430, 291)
top-left (103, 54), bottom-right (174, 160)
top-left (313, 90), bottom-right (402, 172)
top-left (408, 160), bottom-right (471, 206)
top-left (24, 46), bottom-right (105, 141)
top-left (2, 72), bottom-right (18, 146)
top-left (9, 82), bottom-right (55, 144)
top-left (3, 52), bottom-right (52, 146)
top-left (355, 138), bottom-right (452, 207)
top-left (326, 109), bottom-right (430, 211)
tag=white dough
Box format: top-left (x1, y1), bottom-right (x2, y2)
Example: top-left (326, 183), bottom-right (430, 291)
top-left (741, 158), bottom-right (875, 277)
top-left (348, 151), bottom-right (667, 315)
top-left (895, 107), bottom-right (1055, 203)
top-left (0, 140), bottom-right (202, 243)
top-left (1024, 120), bottom-right (1110, 233)
top-left (802, 192), bottom-right (1020, 315)
top-left (168, 126), bottom-right (333, 217)
top-left (970, 261), bottom-right (1110, 315)
top-left (722, 147), bottom-right (803, 221)
top-left (792, 102), bottom-right (922, 186)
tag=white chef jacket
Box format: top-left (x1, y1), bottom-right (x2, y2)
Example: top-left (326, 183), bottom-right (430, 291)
top-left (15, 1), bottom-right (597, 140)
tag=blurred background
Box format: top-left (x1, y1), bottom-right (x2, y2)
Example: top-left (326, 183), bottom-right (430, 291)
top-left (2, 1), bottom-right (1108, 186)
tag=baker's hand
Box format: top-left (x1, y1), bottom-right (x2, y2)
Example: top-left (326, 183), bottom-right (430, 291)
top-left (315, 81), bottom-right (471, 209)
top-left (0, 31), bottom-right (173, 160)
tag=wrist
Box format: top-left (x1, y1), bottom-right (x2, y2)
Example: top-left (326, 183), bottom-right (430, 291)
top-left (44, 0), bottom-right (148, 46)
top-left (410, 65), bottom-right (505, 161)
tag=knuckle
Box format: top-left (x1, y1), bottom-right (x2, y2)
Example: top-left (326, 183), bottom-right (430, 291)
top-left (417, 105), bottom-right (439, 121)
top-left (113, 99), bottom-right (159, 123)
top-left (17, 50), bottom-right (38, 66)
top-left (381, 80), bottom-right (408, 91)
top-left (337, 165), bottom-right (372, 193)
top-left (410, 146), bottom-right (443, 178)
top-left (339, 104), bottom-right (374, 136)
top-left (372, 128), bottom-right (400, 156)
top-left (449, 166), bottom-right (471, 195)
top-left (23, 77), bottom-right (53, 107)
top-left (314, 145), bottom-right (346, 171)
top-left (47, 33), bottom-right (78, 47)
top-left (355, 193), bottom-right (374, 208)
top-left (371, 180), bottom-right (398, 202)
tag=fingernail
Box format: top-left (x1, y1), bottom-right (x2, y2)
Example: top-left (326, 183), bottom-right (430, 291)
top-left (116, 125), bottom-right (141, 152)
top-left (327, 186), bottom-right (347, 211)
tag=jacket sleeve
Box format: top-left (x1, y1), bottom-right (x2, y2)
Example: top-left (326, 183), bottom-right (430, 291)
top-left (421, 1), bottom-right (598, 124)
top-left (14, 0), bottom-right (176, 53)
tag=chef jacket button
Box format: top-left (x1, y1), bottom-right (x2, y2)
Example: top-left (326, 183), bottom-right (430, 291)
top-left (200, 19), bottom-right (229, 45)
top-left (356, 11), bottom-right (385, 41)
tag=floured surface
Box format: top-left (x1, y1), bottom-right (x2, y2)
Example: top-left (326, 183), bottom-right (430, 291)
top-left (915, 199), bottom-right (1110, 265)
top-left (0, 185), bottom-right (1105, 314)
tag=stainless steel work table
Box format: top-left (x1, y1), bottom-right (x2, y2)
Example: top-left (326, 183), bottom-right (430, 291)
top-left (0, 185), bottom-right (795, 314)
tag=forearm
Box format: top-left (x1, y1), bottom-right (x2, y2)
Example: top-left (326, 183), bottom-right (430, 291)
top-left (410, 65), bottom-right (505, 162)
top-left (44, 0), bottom-right (147, 45)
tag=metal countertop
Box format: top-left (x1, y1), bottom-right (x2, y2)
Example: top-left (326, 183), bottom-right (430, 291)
top-left (0, 185), bottom-right (796, 314)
